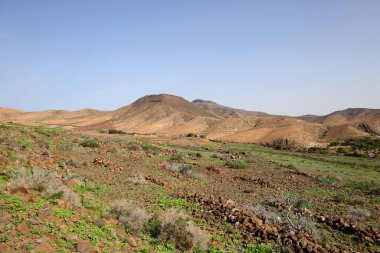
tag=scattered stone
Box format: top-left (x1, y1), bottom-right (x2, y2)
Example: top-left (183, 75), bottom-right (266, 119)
top-left (71, 215), bottom-right (81, 223)
top-left (66, 178), bottom-right (83, 187)
top-left (31, 242), bottom-right (55, 253)
top-left (64, 233), bottom-right (80, 242)
top-left (93, 219), bottom-right (107, 228)
top-left (76, 241), bottom-right (100, 253)
top-left (16, 222), bottom-right (30, 234)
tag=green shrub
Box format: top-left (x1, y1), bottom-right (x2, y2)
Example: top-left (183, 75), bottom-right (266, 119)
top-left (370, 198), bottom-right (380, 204)
top-left (328, 141), bottom-right (340, 147)
top-left (81, 139), bottom-right (99, 148)
top-left (70, 184), bottom-right (107, 195)
top-left (225, 161), bottom-right (249, 169)
top-left (34, 126), bottom-right (58, 137)
top-left (242, 243), bottom-right (272, 253)
top-left (169, 154), bottom-right (184, 162)
top-left (343, 137), bottom-right (380, 153)
top-left (141, 142), bottom-right (160, 155)
top-left (307, 147), bottom-right (327, 154)
top-left (144, 214), bottom-right (162, 238)
top-left (108, 129), bottom-right (127, 134)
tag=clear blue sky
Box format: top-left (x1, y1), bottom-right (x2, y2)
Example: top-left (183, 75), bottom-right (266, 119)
top-left (1, 0), bottom-right (379, 116)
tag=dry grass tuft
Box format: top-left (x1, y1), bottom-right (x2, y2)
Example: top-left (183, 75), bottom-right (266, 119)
top-left (159, 208), bottom-right (209, 250)
top-left (9, 167), bottom-right (81, 207)
top-left (110, 200), bottom-right (151, 235)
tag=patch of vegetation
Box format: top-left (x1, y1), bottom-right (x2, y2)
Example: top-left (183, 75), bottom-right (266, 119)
top-left (224, 161), bottom-right (249, 169)
top-left (266, 138), bottom-right (296, 150)
top-left (110, 200), bottom-right (150, 235)
top-left (61, 219), bottom-right (117, 244)
top-left (81, 139), bottom-right (99, 148)
top-left (59, 141), bottom-right (80, 151)
top-left (169, 154), bottom-right (184, 162)
top-left (0, 191), bottom-right (27, 213)
top-left (34, 126), bottom-right (58, 137)
top-left (314, 175), bottom-right (338, 185)
top-left (0, 175), bottom-right (9, 185)
top-left (108, 129), bottom-right (127, 135)
top-left (330, 193), bottom-right (363, 205)
top-left (149, 209), bottom-right (209, 251)
top-left (83, 199), bottom-right (109, 213)
top-left (52, 207), bottom-right (74, 221)
top-left (141, 142), bottom-right (160, 155)
top-left (158, 197), bottom-right (197, 210)
top-left (345, 181), bottom-right (378, 192)
top-left (70, 184), bottom-right (107, 195)
top-left (343, 137), bottom-right (380, 155)
top-left (18, 136), bottom-right (34, 150)
top-left (241, 243), bottom-right (272, 253)
top-left (307, 146), bottom-right (328, 154)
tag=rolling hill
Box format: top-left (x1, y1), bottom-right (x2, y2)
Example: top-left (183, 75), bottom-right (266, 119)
top-left (1, 94), bottom-right (379, 147)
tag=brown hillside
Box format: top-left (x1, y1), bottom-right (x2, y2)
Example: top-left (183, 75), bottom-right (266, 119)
top-left (1, 95), bottom-right (379, 147)
top-left (192, 99), bottom-right (269, 118)
top-left (79, 94), bottom-right (220, 134)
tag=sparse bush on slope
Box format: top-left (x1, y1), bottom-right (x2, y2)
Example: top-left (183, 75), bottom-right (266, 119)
top-left (81, 139), bottom-right (99, 148)
top-left (8, 167), bottom-right (81, 207)
top-left (145, 208), bottom-right (209, 250)
top-left (347, 207), bottom-right (370, 223)
top-left (110, 200), bottom-right (151, 235)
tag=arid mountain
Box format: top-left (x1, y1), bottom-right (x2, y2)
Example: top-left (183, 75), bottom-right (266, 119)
top-left (299, 108), bottom-right (380, 125)
top-left (299, 108), bottom-right (380, 136)
top-left (192, 99), bottom-right (269, 118)
top-left (80, 94), bottom-right (220, 134)
top-left (1, 94), bottom-right (379, 147)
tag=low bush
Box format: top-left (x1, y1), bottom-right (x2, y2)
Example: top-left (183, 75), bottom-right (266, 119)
top-left (369, 198), bottom-right (380, 204)
top-left (8, 167), bottom-right (81, 207)
top-left (141, 142), bottom-right (160, 155)
top-left (81, 139), bottom-right (99, 148)
top-left (266, 138), bottom-right (296, 150)
top-left (108, 129), bottom-right (127, 134)
top-left (157, 208), bottom-right (209, 250)
top-left (225, 161), bottom-right (249, 169)
top-left (110, 200), bottom-right (151, 235)
top-left (169, 154), bottom-right (184, 162)
top-left (59, 142), bottom-right (80, 151)
top-left (165, 163), bottom-right (193, 176)
top-left (127, 174), bottom-right (147, 185)
top-left (307, 146), bottom-right (328, 154)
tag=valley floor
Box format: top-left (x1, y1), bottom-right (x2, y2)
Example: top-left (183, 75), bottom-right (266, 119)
top-left (0, 123), bottom-right (379, 252)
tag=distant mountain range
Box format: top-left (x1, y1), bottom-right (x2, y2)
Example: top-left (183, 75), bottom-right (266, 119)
top-left (1, 94), bottom-right (379, 147)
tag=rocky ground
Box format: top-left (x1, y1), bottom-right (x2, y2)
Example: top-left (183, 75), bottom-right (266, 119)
top-left (0, 123), bottom-right (379, 252)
